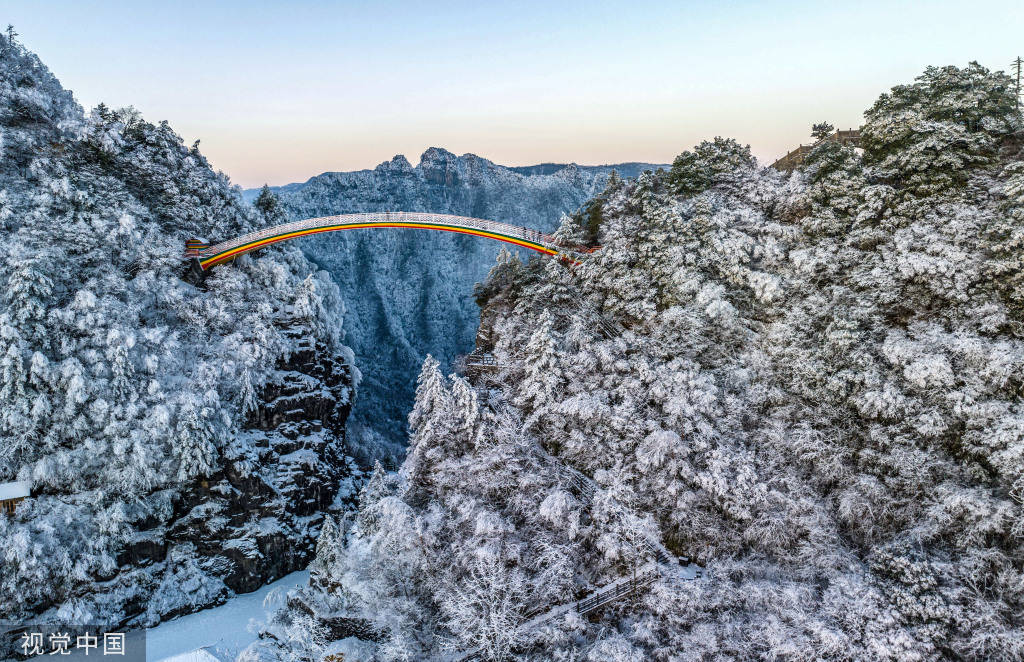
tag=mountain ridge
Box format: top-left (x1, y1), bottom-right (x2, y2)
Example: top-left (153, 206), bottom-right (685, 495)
top-left (0, 36), bottom-right (358, 630)
top-left (241, 150), bottom-right (667, 204)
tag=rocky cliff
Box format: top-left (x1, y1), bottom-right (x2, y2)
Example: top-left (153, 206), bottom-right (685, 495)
top-left (0, 36), bottom-right (360, 633)
top-left (246, 149), bottom-right (666, 460)
top-left (76, 329), bottom-right (357, 628)
top-left (0, 326), bottom-right (356, 650)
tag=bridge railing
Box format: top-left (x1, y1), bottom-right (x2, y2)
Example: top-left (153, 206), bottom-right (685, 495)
top-left (465, 351), bottom-right (504, 367)
top-left (195, 212), bottom-right (566, 261)
top-left (575, 569), bottom-right (660, 616)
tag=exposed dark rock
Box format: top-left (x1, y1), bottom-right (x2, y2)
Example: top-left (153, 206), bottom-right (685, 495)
top-left (102, 329), bottom-right (359, 628)
top-left (286, 595), bottom-right (386, 643)
top-left (180, 257), bottom-right (209, 287)
top-left (320, 615), bottom-right (385, 642)
top-left (115, 533), bottom-right (168, 567)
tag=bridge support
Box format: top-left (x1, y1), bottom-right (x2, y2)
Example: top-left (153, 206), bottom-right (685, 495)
top-left (182, 257), bottom-right (209, 287)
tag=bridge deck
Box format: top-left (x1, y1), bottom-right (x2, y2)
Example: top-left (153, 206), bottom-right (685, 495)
top-left (184, 212), bottom-right (577, 270)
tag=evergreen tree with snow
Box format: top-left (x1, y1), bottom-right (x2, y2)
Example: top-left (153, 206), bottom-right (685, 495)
top-left (0, 33), bottom-right (356, 627)
top-left (514, 309), bottom-right (565, 430)
top-left (666, 136), bottom-right (757, 196)
top-left (254, 184), bottom-right (287, 225)
top-left (862, 61), bottom-right (1020, 196)
top-left (405, 355), bottom-right (454, 488)
top-left (811, 121), bottom-right (835, 140)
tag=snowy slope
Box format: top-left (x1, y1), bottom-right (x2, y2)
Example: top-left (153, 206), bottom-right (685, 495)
top-left (242, 62), bottom-right (1024, 662)
top-left (146, 570), bottom-right (311, 662)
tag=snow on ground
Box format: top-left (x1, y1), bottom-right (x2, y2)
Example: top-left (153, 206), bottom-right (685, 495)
top-left (146, 570), bottom-right (310, 662)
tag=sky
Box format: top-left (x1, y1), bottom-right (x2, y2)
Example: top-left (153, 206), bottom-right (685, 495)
top-left (5, 0), bottom-right (1023, 189)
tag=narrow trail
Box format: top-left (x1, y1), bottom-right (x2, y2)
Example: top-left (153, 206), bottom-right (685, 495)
top-left (455, 558), bottom-right (701, 662)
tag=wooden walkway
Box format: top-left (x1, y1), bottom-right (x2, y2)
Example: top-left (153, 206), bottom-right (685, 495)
top-left (456, 564), bottom-right (695, 661)
top-left (464, 350), bottom-right (508, 380)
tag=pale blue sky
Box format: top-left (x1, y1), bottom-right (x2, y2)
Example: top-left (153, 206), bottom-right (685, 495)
top-left (5, 0), bottom-right (1022, 188)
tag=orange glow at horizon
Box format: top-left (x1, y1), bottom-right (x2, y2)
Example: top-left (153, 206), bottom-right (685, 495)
top-left (8, 0), bottom-right (1021, 188)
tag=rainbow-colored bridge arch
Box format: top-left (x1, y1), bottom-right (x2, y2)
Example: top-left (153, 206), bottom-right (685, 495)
top-left (184, 212), bottom-right (585, 270)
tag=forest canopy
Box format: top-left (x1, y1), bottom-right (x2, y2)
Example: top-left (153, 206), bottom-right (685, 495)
top-left (247, 61), bottom-right (1024, 662)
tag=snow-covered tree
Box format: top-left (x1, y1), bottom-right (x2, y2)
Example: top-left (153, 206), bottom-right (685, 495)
top-left (221, 60), bottom-right (1024, 662)
top-left (514, 309), bottom-right (565, 430)
top-left (666, 136), bottom-right (758, 197)
top-left (0, 34), bottom-right (356, 627)
top-left (862, 61), bottom-right (1020, 197)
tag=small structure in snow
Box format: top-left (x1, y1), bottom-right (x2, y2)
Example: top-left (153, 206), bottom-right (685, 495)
top-left (465, 349), bottom-right (507, 378)
top-left (0, 481), bottom-right (30, 516)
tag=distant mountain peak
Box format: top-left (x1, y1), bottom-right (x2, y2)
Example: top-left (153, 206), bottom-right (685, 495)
top-left (419, 147), bottom-right (464, 186)
top-left (243, 154), bottom-right (669, 203)
top-left (375, 154), bottom-right (414, 174)
top-left (419, 146), bottom-right (458, 165)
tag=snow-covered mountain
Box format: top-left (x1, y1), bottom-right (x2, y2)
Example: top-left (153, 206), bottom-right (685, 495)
top-left (244, 154), bottom-right (667, 461)
top-left (245, 62), bottom-right (1024, 662)
top-left (0, 36), bottom-right (357, 630)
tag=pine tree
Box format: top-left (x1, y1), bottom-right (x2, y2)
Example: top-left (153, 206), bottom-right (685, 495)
top-left (666, 137), bottom-right (757, 197)
top-left (448, 375), bottom-right (480, 449)
top-left (254, 185), bottom-right (287, 225)
top-left (407, 355), bottom-right (450, 435)
top-left (356, 461), bottom-right (393, 535)
top-left (3, 25), bottom-right (17, 55)
top-left (312, 515), bottom-right (346, 595)
top-left (515, 309), bottom-right (565, 429)
top-left (172, 394), bottom-right (220, 481)
top-left (862, 62), bottom-right (1019, 197)
top-left (108, 340), bottom-right (136, 403)
top-left (527, 256), bottom-right (576, 315)
top-left (405, 355), bottom-right (453, 487)
top-left (4, 256), bottom-right (53, 342)
top-left (0, 337), bottom-right (30, 461)
top-left (237, 367), bottom-right (259, 418)
top-left (474, 247), bottom-right (526, 308)
top-left (811, 122), bottom-right (835, 141)
top-left (800, 140), bottom-right (866, 237)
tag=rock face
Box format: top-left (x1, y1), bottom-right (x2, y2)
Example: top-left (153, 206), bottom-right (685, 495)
top-left (246, 150), bottom-right (667, 460)
top-left (0, 37), bottom-right (361, 637)
top-left (111, 329), bottom-right (357, 626)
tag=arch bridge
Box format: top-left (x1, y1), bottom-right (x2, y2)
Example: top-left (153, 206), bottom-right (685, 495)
top-left (183, 212), bottom-right (593, 270)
